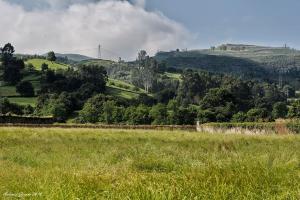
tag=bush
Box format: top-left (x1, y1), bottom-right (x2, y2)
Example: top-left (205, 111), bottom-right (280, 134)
top-left (150, 103), bottom-right (168, 125)
top-left (231, 112), bottom-right (247, 122)
top-left (288, 100), bottom-right (300, 118)
top-left (16, 81), bottom-right (35, 97)
top-left (78, 94), bottom-right (112, 123)
top-left (272, 102), bottom-right (288, 119)
top-left (246, 108), bottom-right (268, 122)
top-left (198, 109), bottom-right (215, 124)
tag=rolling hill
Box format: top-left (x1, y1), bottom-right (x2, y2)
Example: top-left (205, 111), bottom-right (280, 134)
top-left (25, 59), bottom-right (69, 70)
top-left (155, 44), bottom-right (300, 88)
top-left (55, 53), bottom-right (93, 62)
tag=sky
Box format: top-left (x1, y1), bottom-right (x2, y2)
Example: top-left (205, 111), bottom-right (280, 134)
top-left (0, 0), bottom-right (299, 60)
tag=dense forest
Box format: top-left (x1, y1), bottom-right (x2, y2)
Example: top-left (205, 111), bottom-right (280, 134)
top-left (1, 43), bottom-right (300, 125)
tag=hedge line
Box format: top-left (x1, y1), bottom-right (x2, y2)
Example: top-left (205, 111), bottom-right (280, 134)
top-left (0, 123), bottom-right (196, 131)
top-left (0, 115), bottom-right (55, 124)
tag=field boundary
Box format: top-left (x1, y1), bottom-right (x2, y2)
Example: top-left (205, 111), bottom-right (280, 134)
top-left (0, 124), bottom-right (197, 131)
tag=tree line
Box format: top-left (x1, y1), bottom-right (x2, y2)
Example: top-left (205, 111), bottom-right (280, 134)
top-left (1, 44), bottom-right (300, 124)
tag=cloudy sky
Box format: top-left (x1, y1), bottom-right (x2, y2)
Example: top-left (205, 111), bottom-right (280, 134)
top-left (0, 0), bottom-right (299, 60)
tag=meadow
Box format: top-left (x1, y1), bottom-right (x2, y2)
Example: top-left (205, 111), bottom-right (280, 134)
top-left (0, 128), bottom-right (299, 199)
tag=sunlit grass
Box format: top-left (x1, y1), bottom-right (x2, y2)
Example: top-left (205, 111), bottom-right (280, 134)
top-left (26, 59), bottom-right (68, 70)
top-left (0, 128), bottom-right (299, 199)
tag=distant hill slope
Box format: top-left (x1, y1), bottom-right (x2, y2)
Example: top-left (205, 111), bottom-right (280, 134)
top-left (55, 53), bottom-right (93, 62)
top-left (155, 44), bottom-right (300, 86)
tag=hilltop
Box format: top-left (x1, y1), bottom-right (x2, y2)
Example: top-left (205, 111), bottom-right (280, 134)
top-left (55, 53), bottom-right (93, 62)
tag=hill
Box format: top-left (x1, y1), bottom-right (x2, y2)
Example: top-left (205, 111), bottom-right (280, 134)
top-left (155, 44), bottom-right (300, 87)
top-left (25, 59), bottom-right (69, 70)
top-left (55, 53), bottom-right (93, 62)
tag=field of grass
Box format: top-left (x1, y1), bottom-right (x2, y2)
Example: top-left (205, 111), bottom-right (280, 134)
top-left (106, 86), bottom-right (141, 99)
top-left (0, 85), bottom-right (18, 97)
top-left (7, 97), bottom-right (37, 106)
top-left (165, 72), bottom-right (182, 81)
top-left (0, 128), bottom-right (299, 199)
top-left (26, 59), bottom-right (68, 70)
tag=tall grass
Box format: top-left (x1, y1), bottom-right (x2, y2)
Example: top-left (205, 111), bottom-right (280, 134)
top-left (0, 128), bottom-right (299, 199)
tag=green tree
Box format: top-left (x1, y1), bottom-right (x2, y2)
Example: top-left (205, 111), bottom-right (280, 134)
top-left (78, 65), bottom-right (108, 93)
top-left (167, 99), bottom-right (179, 124)
top-left (48, 103), bottom-right (67, 122)
top-left (246, 108), bottom-right (268, 122)
top-left (26, 63), bottom-right (35, 72)
top-left (231, 112), bottom-right (247, 122)
top-left (1, 43), bottom-right (24, 85)
top-left (288, 100), bottom-right (300, 118)
top-left (47, 51), bottom-right (56, 62)
top-left (150, 103), bottom-right (168, 125)
top-left (102, 100), bottom-right (117, 124)
top-left (272, 102), bottom-right (288, 119)
top-left (41, 63), bottom-right (49, 72)
top-left (16, 81), bottom-right (35, 97)
top-left (126, 105), bottom-right (151, 125)
top-left (198, 109), bottom-right (215, 124)
top-left (78, 94), bottom-right (111, 123)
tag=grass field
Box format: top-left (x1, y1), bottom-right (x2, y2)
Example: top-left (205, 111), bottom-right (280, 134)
top-left (7, 97), bottom-right (37, 106)
top-left (0, 128), bottom-right (299, 199)
top-left (26, 59), bottom-right (68, 70)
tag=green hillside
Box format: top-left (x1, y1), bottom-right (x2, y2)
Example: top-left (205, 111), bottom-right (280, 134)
top-left (26, 59), bottom-right (69, 70)
top-left (106, 78), bottom-right (146, 99)
top-left (155, 44), bottom-right (300, 88)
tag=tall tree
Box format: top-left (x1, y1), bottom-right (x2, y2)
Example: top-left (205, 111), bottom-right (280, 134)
top-left (78, 65), bottom-right (108, 93)
top-left (47, 51), bottom-right (56, 62)
top-left (0, 43), bottom-right (24, 85)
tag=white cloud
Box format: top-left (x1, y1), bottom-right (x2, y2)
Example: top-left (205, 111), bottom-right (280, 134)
top-left (0, 0), bottom-right (192, 60)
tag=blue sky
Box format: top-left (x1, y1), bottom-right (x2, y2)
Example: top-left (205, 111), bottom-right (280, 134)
top-left (1, 0), bottom-right (300, 59)
top-left (146, 0), bottom-right (300, 48)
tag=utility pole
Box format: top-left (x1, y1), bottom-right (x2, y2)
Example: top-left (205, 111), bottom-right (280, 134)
top-left (98, 44), bottom-right (101, 59)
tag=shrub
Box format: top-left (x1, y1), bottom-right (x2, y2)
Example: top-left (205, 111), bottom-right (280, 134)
top-left (272, 102), bottom-right (288, 119)
top-left (231, 112), bottom-right (247, 122)
top-left (16, 81), bottom-right (35, 97)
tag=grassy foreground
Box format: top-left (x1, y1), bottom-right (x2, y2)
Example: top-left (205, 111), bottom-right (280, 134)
top-left (0, 128), bottom-right (299, 199)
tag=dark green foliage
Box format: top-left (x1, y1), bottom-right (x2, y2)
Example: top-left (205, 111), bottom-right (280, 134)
top-left (136, 94), bottom-right (156, 106)
top-left (78, 94), bottom-right (111, 123)
top-left (155, 88), bottom-right (176, 104)
top-left (16, 81), bottom-right (35, 97)
top-left (35, 93), bottom-right (74, 122)
top-left (26, 63), bottom-right (35, 72)
top-left (47, 51), bottom-right (56, 62)
top-left (246, 108), bottom-right (269, 122)
top-left (0, 43), bottom-right (24, 85)
top-left (126, 105), bottom-right (152, 125)
top-left (41, 63), bottom-right (49, 72)
top-left (155, 51), bottom-right (269, 80)
top-left (0, 115), bottom-right (54, 124)
top-left (150, 104), bottom-right (168, 125)
top-left (0, 98), bottom-right (23, 115)
top-left (288, 100), bottom-right (300, 118)
top-left (198, 109), bottom-right (216, 124)
top-left (78, 65), bottom-right (108, 93)
top-left (231, 112), bottom-right (247, 122)
top-left (272, 102), bottom-right (288, 119)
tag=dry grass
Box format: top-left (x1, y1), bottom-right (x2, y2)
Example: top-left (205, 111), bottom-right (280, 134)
top-left (0, 127), bottom-right (299, 199)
